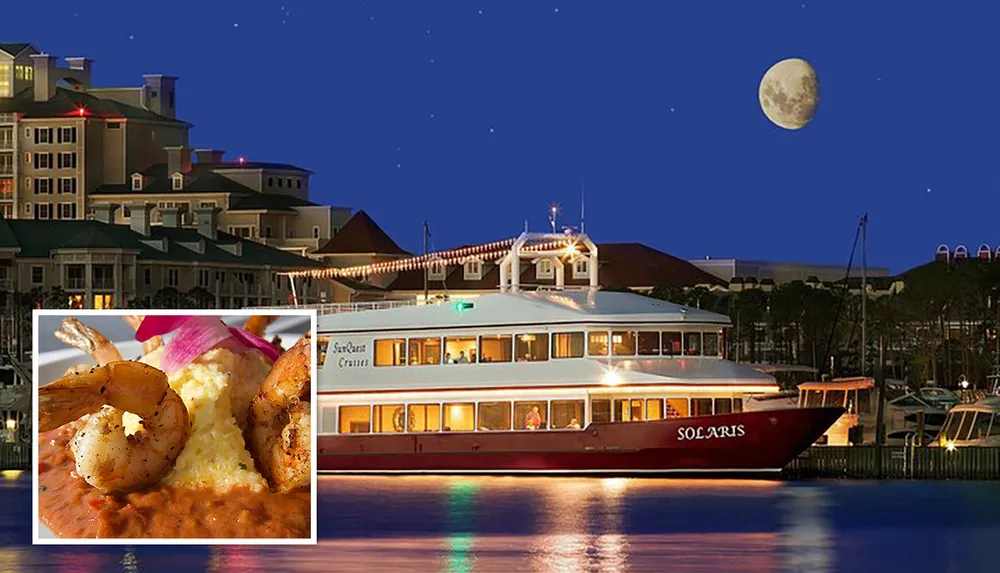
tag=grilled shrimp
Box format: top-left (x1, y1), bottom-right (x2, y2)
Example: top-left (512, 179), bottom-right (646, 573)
top-left (246, 333), bottom-right (311, 493)
top-left (38, 361), bottom-right (190, 494)
top-left (244, 315), bottom-right (277, 338)
top-left (54, 318), bottom-right (122, 366)
top-left (123, 315), bottom-right (163, 354)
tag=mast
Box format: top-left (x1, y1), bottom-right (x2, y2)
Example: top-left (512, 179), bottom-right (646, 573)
top-left (861, 213), bottom-right (868, 376)
top-left (422, 220), bottom-right (429, 303)
top-left (580, 181), bottom-right (585, 234)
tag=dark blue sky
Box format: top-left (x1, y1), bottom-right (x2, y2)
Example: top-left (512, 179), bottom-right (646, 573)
top-left (9, 1), bottom-right (998, 272)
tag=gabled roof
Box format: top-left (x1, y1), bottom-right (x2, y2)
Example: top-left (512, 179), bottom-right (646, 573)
top-left (229, 193), bottom-right (317, 212)
top-left (314, 210), bottom-right (409, 255)
top-left (1, 216), bottom-right (324, 268)
top-left (0, 87), bottom-right (188, 125)
top-left (0, 43), bottom-right (32, 58)
top-left (212, 162), bottom-right (313, 173)
top-left (93, 163), bottom-right (258, 195)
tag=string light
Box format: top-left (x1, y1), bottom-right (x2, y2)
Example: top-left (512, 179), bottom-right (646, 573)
top-left (284, 236), bottom-right (590, 280)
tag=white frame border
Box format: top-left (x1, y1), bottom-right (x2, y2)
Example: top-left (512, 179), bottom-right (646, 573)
top-left (31, 308), bottom-right (319, 546)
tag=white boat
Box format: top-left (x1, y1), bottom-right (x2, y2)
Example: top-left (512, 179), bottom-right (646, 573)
top-left (934, 397), bottom-right (1000, 449)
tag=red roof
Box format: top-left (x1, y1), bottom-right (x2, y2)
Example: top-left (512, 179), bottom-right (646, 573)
top-left (314, 210), bottom-right (410, 255)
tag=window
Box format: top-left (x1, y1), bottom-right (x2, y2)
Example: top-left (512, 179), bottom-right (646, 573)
top-left (856, 388), bottom-right (872, 415)
top-left (478, 402), bottom-right (512, 431)
top-left (684, 332), bottom-right (703, 356)
top-left (408, 337), bottom-right (442, 365)
top-left (31, 266), bottom-right (43, 284)
top-left (58, 127), bottom-right (77, 144)
top-left (614, 398), bottom-right (644, 422)
top-left (428, 260), bottom-right (445, 280)
top-left (278, 178), bottom-right (283, 188)
top-left (666, 398), bottom-right (689, 418)
top-left (59, 203), bottom-right (75, 219)
top-left (199, 201), bottom-right (216, 208)
top-left (551, 400), bottom-right (584, 429)
top-left (662, 332), bottom-right (682, 355)
top-left (34, 128), bottom-right (52, 144)
top-left (823, 390), bottom-right (846, 408)
top-left (93, 294), bottom-right (114, 310)
top-left (296, 179), bottom-right (302, 189)
top-left (407, 404), bottom-right (441, 432)
top-left (0, 64), bottom-right (8, 98)
top-left (691, 398), bottom-right (713, 417)
top-left (59, 177), bottom-right (76, 194)
top-left (515, 333), bottom-right (548, 362)
top-left (444, 337), bottom-right (476, 364)
top-left (956, 412), bottom-right (975, 441)
top-left (803, 390), bottom-right (824, 408)
top-left (514, 401), bottom-right (548, 430)
top-left (132, 174), bottom-right (143, 191)
top-left (268, 177), bottom-right (274, 187)
top-left (588, 331), bottom-right (609, 356)
top-left (228, 226), bottom-right (255, 238)
top-left (536, 259), bottom-right (554, 279)
top-left (143, 268), bottom-right (151, 285)
top-left (646, 398), bottom-right (664, 420)
top-left (591, 399), bottom-right (611, 423)
top-left (264, 226), bottom-right (273, 238)
top-left (478, 334), bottom-right (512, 363)
top-left (732, 398), bottom-right (743, 413)
top-left (611, 331), bottom-right (636, 355)
top-left (941, 412), bottom-right (964, 441)
top-left (551, 332), bottom-right (584, 359)
top-left (199, 269), bottom-right (210, 288)
top-left (286, 178), bottom-right (292, 188)
top-left (339, 405), bottom-right (371, 433)
top-left (443, 403), bottom-right (475, 432)
top-left (23, 127), bottom-right (31, 139)
top-left (637, 332), bottom-right (660, 355)
top-left (57, 152), bottom-right (77, 169)
top-left (572, 258), bottom-right (589, 279)
top-left (373, 405), bottom-right (405, 433)
top-left (463, 259), bottom-right (482, 280)
top-left (0, 180), bottom-right (11, 198)
top-left (374, 338), bottom-right (406, 366)
top-left (704, 331), bottom-right (720, 357)
top-left (312, 226), bottom-right (320, 239)
top-left (67, 294), bottom-right (84, 309)
top-left (172, 174), bottom-right (183, 190)
top-left (34, 203), bottom-right (50, 219)
top-left (34, 153), bottom-right (52, 169)
top-left (168, 268), bottom-right (179, 287)
top-left (714, 398), bottom-right (733, 416)
top-left (33, 178), bottom-right (52, 195)
top-left (107, 122), bottom-right (122, 130)
top-left (24, 203), bottom-right (30, 215)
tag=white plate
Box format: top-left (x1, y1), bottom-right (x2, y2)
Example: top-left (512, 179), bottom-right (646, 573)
top-left (36, 324), bottom-right (306, 540)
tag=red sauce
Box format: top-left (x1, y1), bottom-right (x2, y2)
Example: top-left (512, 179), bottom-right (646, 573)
top-left (38, 423), bottom-right (310, 539)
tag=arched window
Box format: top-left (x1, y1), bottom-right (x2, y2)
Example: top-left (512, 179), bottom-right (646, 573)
top-left (978, 244), bottom-right (992, 260)
top-left (954, 245), bottom-right (968, 260)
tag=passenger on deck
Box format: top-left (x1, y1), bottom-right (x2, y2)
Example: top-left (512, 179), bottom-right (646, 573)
top-left (456, 351), bottom-right (469, 364)
top-left (567, 418), bottom-right (581, 429)
top-left (445, 352), bottom-right (455, 364)
top-left (526, 406), bottom-right (542, 430)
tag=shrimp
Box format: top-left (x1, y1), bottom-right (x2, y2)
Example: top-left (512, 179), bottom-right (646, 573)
top-left (38, 361), bottom-right (190, 494)
top-left (244, 315), bottom-right (277, 338)
top-left (54, 318), bottom-right (122, 366)
top-left (123, 315), bottom-right (163, 354)
top-left (246, 333), bottom-right (311, 493)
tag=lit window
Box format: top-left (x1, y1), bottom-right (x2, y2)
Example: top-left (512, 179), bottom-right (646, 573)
top-left (551, 332), bottom-right (584, 358)
top-left (131, 174), bottom-right (143, 191)
top-left (692, 398), bottom-right (713, 417)
top-left (611, 331), bottom-right (636, 355)
top-left (551, 400), bottom-right (584, 429)
top-left (515, 333), bottom-right (548, 362)
top-left (478, 334), bottom-right (512, 363)
top-left (374, 338), bottom-right (406, 366)
top-left (428, 260), bottom-right (445, 280)
top-left (477, 402), bottom-right (512, 431)
top-left (514, 401), bottom-right (548, 430)
top-left (172, 174), bottom-right (183, 190)
top-left (662, 332), bottom-right (682, 355)
top-left (588, 331), bottom-right (609, 356)
top-left (572, 258), bottom-right (589, 278)
top-left (444, 337), bottom-right (476, 364)
top-left (646, 399), bottom-right (664, 420)
top-left (463, 259), bottom-right (481, 280)
top-left (93, 294), bottom-right (114, 310)
top-left (666, 399), bottom-right (689, 418)
top-left (338, 405), bottom-right (371, 434)
top-left (703, 331), bottom-right (720, 357)
top-left (443, 403), bottom-right (475, 432)
top-left (408, 337), bottom-right (442, 365)
top-left (684, 332), bottom-right (703, 356)
top-left (372, 405), bottom-right (405, 433)
top-left (536, 259), bottom-right (554, 279)
top-left (407, 404), bottom-right (441, 432)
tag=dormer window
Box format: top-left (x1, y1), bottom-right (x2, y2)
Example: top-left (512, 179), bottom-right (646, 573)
top-left (572, 258), bottom-right (589, 279)
top-left (536, 259), bottom-right (554, 280)
top-left (131, 174), bottom-right (143, 191)
top-left (171, 173), bottom-right (183, 191)
top-left (464, 259), bottom-right (482, 281)
top-left (428, 260), bottom-right (445, 281)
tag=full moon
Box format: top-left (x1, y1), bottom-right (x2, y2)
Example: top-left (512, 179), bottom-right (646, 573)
top-left (758, 58), bottom-right (819, 130)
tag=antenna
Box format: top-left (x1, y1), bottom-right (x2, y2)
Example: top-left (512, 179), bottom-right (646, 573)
top-left (549, 204), bottom-right (558, 234)
top-left (580, 181), bottom-right (585, 234)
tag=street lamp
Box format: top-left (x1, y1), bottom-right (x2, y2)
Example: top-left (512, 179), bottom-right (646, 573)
top-left (5, 419), bottom-right (15, 443)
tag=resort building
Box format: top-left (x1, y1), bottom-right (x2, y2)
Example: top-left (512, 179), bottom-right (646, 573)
top-left (0, 42), bottom-right (348, 255)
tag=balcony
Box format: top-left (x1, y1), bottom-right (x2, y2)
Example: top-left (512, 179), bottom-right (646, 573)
top-left (0, 113), bottom-right (15, 123)
top-left (0, 140), bottom-right (12, 151)
top-left (0, 166), bottom-right (12, 176)
top-left (92, 278), bottom-right (115, 290)
top-left (65, 278), bottom-right (86, 290)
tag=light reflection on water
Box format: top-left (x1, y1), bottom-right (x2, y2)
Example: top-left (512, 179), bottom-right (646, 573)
top-left (0, 474), bottom-right (997, 572)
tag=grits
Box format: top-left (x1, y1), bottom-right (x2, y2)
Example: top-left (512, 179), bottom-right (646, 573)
top-left (120, 346), bottom-right (272, 493)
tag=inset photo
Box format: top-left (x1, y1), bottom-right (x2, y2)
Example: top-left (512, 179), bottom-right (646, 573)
top-left (32, 310), bottom-right (317, 544)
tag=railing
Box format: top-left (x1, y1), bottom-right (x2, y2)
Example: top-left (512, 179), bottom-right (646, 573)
top-left (65, 278), bottom-right (85, 289)
top-left (0, 140), bottom-right (12, 151)
top-left (0, 443), bottom-right (30, 471)
top-left (92, 279), bottom-right (115, 290)
top-left (783, 446), bottom-right (1000, 480)
top-left (248, 300), bottom-right (418, 315)
top-left (0, 166), bottom-right (12, 176)
top-left (0, 113), bottom-right (15, 123)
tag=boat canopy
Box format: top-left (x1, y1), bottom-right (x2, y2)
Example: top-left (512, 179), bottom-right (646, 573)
top-left (798, 377), bottom-right (875, 391)
top-left (948, 397), bottom-right (1000, 414)
top-left (318, 290), bottom-right (732, 334)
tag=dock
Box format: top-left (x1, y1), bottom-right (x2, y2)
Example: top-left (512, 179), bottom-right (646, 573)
top-left (783, 446), bottom-right (1000, 480)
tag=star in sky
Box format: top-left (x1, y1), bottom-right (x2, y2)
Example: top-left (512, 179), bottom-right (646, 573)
top-left (233, 23), bottom-right (240, 28)
top-left (489, 127), bottom-right (495, 133)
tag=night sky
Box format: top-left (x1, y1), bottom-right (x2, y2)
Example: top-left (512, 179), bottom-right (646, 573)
top-left (8, 1), bottom-right (998, 273)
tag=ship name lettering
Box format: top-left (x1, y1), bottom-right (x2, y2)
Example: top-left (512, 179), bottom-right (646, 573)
top-left (677, 424), bottom-right (746, 441)
top-left (332, 341), bottom-right (369, 368)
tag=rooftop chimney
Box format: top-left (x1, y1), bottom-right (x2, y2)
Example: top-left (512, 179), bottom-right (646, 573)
top-left (194, 149), bottom-right (225, 164)
top-left (194, 206), bottom-right (220, 240)
top-left (142, 75), bottom-right (177, 119)
top-left (165, 146), bottom-right (192, 175)
top-left (159, 206), bottom-right (182, 228)
top-left (30, 54), bottom-right (57, 102)
top-left (63, 57), bottom-right (93, 90)
top-left (128, 202), bottom-right (154, 236)
top-left (91, 203), bottom-right (118, 225)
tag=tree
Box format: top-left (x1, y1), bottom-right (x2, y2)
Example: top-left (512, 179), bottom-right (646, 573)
top-left (185, 287), bottom-right (216, 309)
top-left (151, 287), bottom-right (184, 309)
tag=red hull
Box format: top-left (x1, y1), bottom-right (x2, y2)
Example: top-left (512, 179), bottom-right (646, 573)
top-left (318, 406), bottom-right (843, 474)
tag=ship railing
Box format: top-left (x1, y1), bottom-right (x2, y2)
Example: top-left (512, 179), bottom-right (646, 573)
top-left (247, 300), bottom-right (418, 315)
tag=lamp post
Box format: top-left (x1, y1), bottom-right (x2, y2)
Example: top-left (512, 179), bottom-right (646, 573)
top-left (5, 419), bottom-right (14, 443)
